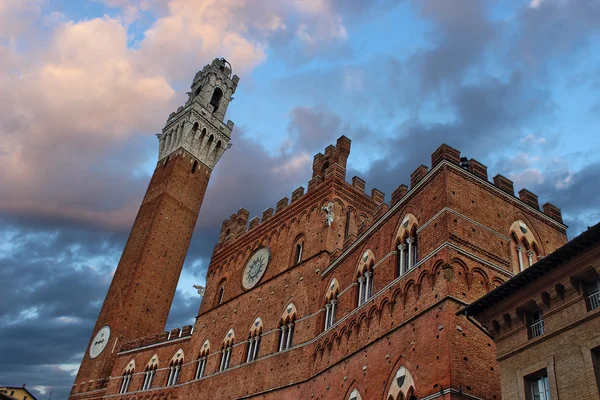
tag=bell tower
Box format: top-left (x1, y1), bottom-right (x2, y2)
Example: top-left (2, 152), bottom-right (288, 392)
top-left (69, 58), bottom-right (239, 399)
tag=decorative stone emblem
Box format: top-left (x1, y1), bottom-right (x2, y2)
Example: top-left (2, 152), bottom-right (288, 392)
top-left (89, 325), bottom-right (110, 359)
top-left (362, 251), bottom-right (369, 262)
top-left (242, 247), bottom-right (270, 290)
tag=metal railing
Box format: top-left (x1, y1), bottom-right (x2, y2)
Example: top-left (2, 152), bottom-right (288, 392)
top-left (589, 291), bottom-right (600, 310)
top-left (530, 320), bottom-right (544, 338)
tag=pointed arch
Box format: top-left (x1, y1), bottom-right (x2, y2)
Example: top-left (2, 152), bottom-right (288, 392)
top-left (325, 278), bottom-right (340, 301)
top-left (356, 249), bottom-right (375, 307)
top-left (280, 302), bottom-right (298, 324)
top-left (278, 302), bottom-right (297, 351)
top-left (223, 328), bottom-right (235, 347)
top-left (344, 381), bottom-right (365, 400)
top-left (195, 339), bottom-right (210, 379)
top-left (141, 354), bottom-right (158, 391)
top-left (119, 358), bottom-right (135, 394)
top-left (246, 317), bottom-right (263, 363)
top-left (292, 233), bottom-right (306, 265)
top-left (385, 360), bottom-right (417, 400)
top-left (509, 219), bottom-right (541, 273)
top-left (395, 213), bottom-right (420, 276)
top-left (219, 328), bottom-right (235, 372)
top-left (324, 278), bottom-right (340, 331)
top-left (166, 349), bottom-right (184, 387)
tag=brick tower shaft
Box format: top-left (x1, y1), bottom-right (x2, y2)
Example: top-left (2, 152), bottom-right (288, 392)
top-left (70, 58), bottom-right (239, 398)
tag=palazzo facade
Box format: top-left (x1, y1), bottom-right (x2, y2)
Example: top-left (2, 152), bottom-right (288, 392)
top-left (69, 58), bottom-right (569, 400)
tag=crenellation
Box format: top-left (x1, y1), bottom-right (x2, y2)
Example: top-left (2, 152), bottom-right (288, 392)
top-left (391, 184), bottom-right (408, 205)
top-left (493, 174), bottom-right (514, 195)
top-left (352, 176), bottom-right (366, 193)
top-left (410, 165), bottom-right (429, 187)
top-left (370, 188), bottom-right (385, 204)
top-left (307, 175), bottom-right (324, 192)
top-left (291, 186), bottom-right (305, 202)
top-left (248, 216), bottom-right (260, 230)
top-left (518, 188), bottom-right (539, 210)
top-left (261, 207), bottom-right (274, 222)
top-left (276, 197), bottom-right (289, 213)
top-left (431, 143), bottom-right (461, 167)
top-left (542, 202), bottom-right (563, 223)
top-left (467, 158), bottom-right (488, 181)
top-left (169, 328), bottom-right (181, 339)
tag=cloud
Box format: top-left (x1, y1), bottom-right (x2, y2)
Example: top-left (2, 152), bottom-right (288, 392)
top-left (2, 1), bottom-right (600, 399)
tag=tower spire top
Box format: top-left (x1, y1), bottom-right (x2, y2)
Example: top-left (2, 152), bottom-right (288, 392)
top-left (157, 58), bottom-right (240, 169)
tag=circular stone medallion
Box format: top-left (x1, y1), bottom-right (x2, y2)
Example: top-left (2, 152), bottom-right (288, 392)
top-left (242, 247), bottom-right (270, 289)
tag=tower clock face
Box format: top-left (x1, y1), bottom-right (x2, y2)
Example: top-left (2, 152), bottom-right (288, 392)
top-left (89, 325), bottom-right (110, 359)
top-left (242, 247), bottom-right (270, 289)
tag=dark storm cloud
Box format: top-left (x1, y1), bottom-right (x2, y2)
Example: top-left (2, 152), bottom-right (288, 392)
top-left (514, 0), bottom-right (600, 72)
top-left (0, 219), bottom-right (124, 399)
top-left (350, 72), bottom-right (554, 195)
top-left (3, 1), bottom-right (600, 398)
top-left (526, 162), bottom-right (600, 237)
top-left (409, 0), bottom-right (497, 94)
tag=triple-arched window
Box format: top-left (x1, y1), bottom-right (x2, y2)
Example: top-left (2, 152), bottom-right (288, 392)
top-left (142, 355), bottom-right (158, 390)
top-left (357, 250), bottom-right (375, 306)
top-left (166, 349), bottom-right (184, 387)
top-left (219, 329), bottom-right (235, 371)
top-left (395, 214), bottom-right (419, 276)
top-left (509, 220), bottom-right (540, 273)
top-left (246, 318), bottom-right (263, 362)
top-left (386, 365), bottom-right (417, 400)
top-left (278, 303), bottom-right (297, 351)
top-left (195, 340), bottom-right (210, 379)
top-left (324, 279), bottom-right (339, 331)
top-left (119, 360), bottom-right (135, 394)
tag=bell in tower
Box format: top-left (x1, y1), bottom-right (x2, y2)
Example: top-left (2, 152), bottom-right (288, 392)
top-left (157, 57), bottom-right (240, 169)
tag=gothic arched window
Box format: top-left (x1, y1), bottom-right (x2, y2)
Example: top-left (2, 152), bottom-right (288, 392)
top-left (219, 329), bottom-right (235, 371)
top-left (142, 355), bottom-right (158, 390)
top-left (324, 278), bottom-right (339, 331)
top-left (386, 365), bottom-right (417, 400)
top-left (356, 250), bottom-right (375, 307)
top-left (395, 214), bottom-right (419, 277)
top-left (166, 349), bottom-right (184, 386)
top-left (509, 220), bottom-right (540, 273)
top-left (279, 303), bottom-right (297, 351)
top-left (195, 340), bottom-right (210, 379)
top-left (119, 359), bottom-right (135, 394)
top-left (246, 318), bottom-right (263, 362)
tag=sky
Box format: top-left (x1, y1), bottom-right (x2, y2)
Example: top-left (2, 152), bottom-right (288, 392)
top-left (1, 0), bottom-right (600, 398)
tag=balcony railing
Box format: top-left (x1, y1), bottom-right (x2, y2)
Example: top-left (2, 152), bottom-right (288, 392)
top-left (530, 320), bottom-right (544, 338)
top-left (589, 291), bottom-right (600, 311)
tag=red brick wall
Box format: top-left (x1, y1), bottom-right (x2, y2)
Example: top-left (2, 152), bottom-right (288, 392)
top-left (73, 142), bottom-right (570, 400)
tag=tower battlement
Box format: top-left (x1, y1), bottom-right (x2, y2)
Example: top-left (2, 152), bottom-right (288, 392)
top-left (157, 58), bottom-right (239, 169)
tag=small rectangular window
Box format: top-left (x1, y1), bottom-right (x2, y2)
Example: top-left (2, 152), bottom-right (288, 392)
top-left (525, 370), bottom-right (551, 400)
top-left (295, 243), bottom-right (303, 264)
top-left (528, 309), bottom-right (544, 339)
top-left (586, 278), bottom-right (600, 311)
top-left (592, 347), bottom-right (600, 394)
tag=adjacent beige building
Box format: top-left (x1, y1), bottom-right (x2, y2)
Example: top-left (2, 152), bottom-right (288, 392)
top-left (462, 222), bottom-right (600, 400)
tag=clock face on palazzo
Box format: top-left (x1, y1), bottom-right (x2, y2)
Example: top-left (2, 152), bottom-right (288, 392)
top-left (242, 247), bottom-right (270, 289)
top-left (89, 325), bottom-right (110, 359)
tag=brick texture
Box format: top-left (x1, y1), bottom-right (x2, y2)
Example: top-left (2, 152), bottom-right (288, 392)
top-left (70, 137), bottom-right (569, 398)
